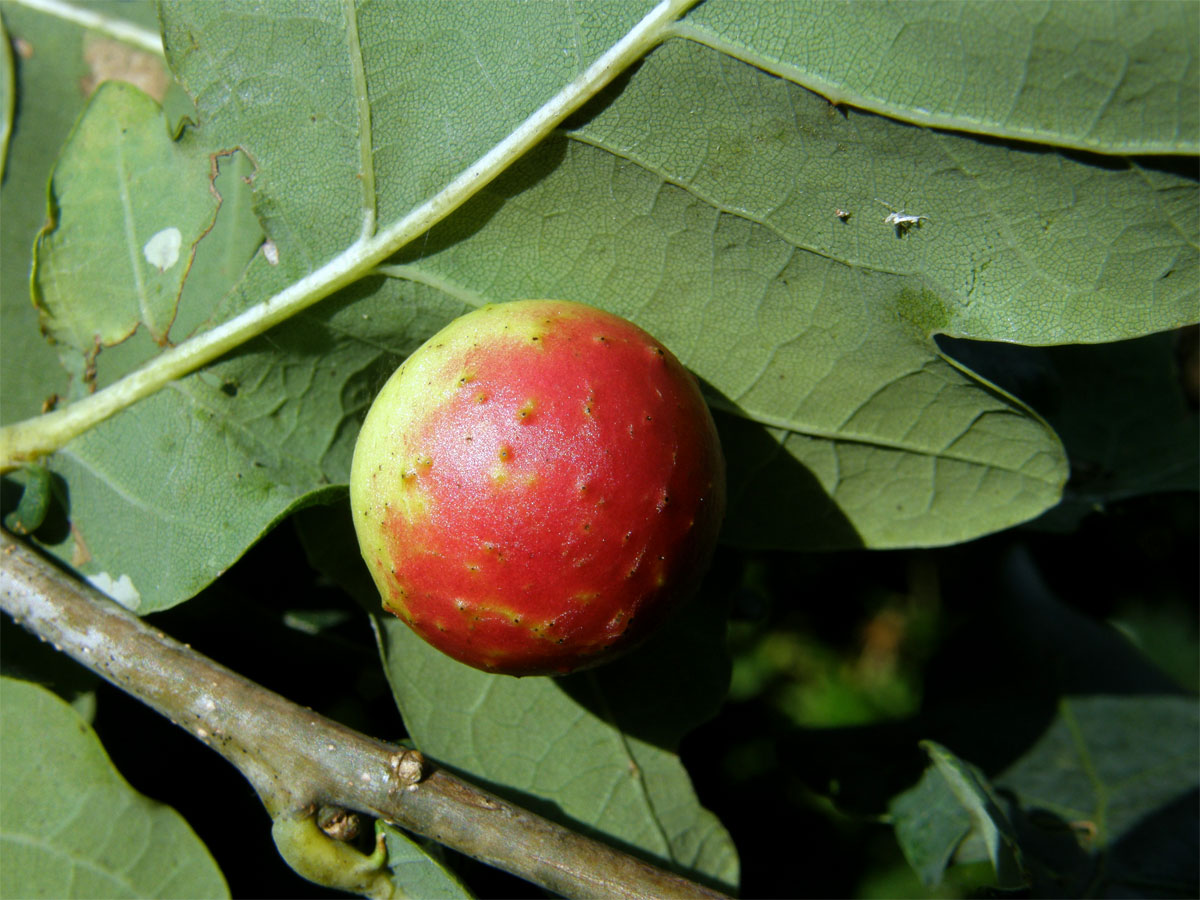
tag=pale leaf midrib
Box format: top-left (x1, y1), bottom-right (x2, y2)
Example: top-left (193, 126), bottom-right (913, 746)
top-left (0, 0), bottom-right (700, 469)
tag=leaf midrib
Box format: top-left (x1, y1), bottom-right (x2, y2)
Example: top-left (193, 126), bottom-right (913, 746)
top-left (0, 0), bottom-right (701, 470)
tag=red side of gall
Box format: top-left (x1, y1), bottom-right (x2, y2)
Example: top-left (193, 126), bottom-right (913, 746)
top-left (353, 301), bottom-right (724, 676)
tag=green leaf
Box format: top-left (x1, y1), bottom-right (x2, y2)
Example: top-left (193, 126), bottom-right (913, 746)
top-left (924, 742), bottom-right (1025, 888)
top-left (680, 0), bottom-right (1200, 155)
top-left (386, 136), bottom-right (1069, 549)
top-left (33, 81), bottom-right (221, 352)
top-left (160, 0), bottom-right (658, 267)
top-left (32, 282), bottom-right (451, 613)
top-left (379, 823), bottom-right (473, 900)
top-left (997, 695), bottom-right (1200, 897)
top-left (0, 3), bottom-right (113, 425)
top-left (890, 742), bottom-right (1024, 890)
top-left (379, 617), bottom-right (740, 892)
top-left (570, 38), bottom-right (1197, 345)
top-left (0, 676), bottom-right (228, 899)
top-left (890, 763), bottom-right (972, 887)
top-left (1, 0), bottom-right (247, 419)
top-left (169, 149), bottom-right (266, 345)
top-left (6, 2), bottom-right (1196, 607)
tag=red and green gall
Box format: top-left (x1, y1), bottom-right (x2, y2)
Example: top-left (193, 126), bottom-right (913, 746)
top-left (350, 300), bottom-right (724, 676)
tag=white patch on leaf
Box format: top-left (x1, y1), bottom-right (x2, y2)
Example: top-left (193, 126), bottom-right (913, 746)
top-left (86, 572), bottom-right (141, 611)
top-left (143, 227), bottom-right (182, 272)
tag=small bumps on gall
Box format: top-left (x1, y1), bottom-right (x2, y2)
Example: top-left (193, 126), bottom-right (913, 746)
top-left (350, 300), bottom-right (725, 676)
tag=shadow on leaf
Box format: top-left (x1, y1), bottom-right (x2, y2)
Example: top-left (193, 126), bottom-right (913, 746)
top-left (702, 380), bottom-right (863, 552)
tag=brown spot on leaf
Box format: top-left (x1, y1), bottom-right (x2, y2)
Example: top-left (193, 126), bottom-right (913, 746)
top-left (70, 524), bottom-right (92, 567)
top-left (81, 37), bottom-right (169, 101)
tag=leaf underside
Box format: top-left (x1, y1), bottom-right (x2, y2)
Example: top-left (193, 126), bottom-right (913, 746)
top-left (2, 4), bottom-right (1196, 620)
top-left (891, 696), bottom-right (1200, 896)
top-left (2, 42), bottom-right (1193, 897)
top-left (0, 676), bottom-right (228, 899)
top-left (1, 5), bottom-right (1195, 897)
